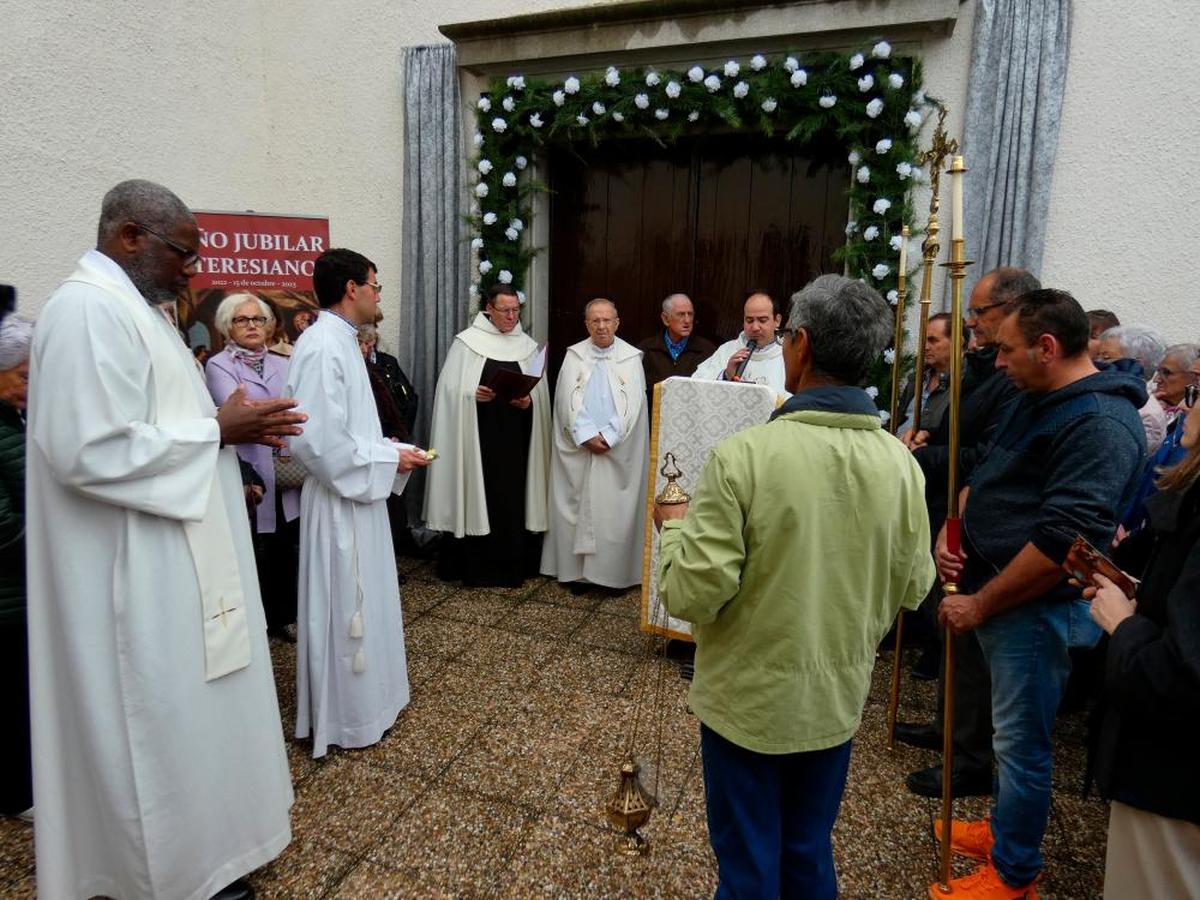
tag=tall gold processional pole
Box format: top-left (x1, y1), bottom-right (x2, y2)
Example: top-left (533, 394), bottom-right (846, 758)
top-left (885, 108), bottom-right (959, 750)
top-left (935, 153), bottom-right (972, 895)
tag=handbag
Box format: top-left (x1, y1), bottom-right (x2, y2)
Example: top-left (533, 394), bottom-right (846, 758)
top-left (273, 450), bottom-right (308, 490)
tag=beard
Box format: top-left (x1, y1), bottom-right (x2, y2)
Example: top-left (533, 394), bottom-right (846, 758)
top-left (123, 255), bottom-right (178, 304)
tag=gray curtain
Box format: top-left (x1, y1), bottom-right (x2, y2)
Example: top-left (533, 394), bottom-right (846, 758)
top-left (962, 0), bottom-right (1071, 280)
top-left (400, 44), bottom-right (469, 517)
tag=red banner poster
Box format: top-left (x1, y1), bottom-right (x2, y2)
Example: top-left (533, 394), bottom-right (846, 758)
top-left (178, 210), bottom-right (330, 362)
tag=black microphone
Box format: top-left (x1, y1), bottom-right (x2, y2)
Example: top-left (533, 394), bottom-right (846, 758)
top-left (733, 337), bottom-right (756, 378)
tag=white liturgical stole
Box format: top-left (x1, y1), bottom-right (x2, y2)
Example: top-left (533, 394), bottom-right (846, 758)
top-left (572, 347), bottom-right (622, 448)
top-left (66, 254), bottom-right (251, 681)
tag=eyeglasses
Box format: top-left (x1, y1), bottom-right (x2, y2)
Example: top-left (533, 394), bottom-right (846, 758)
top-left (966, 300), bottom-right (1008, 318)
top-left (360, 280), bottom-right (382, 294)
top-left (1185, 383), bottom-right (1198, 409)
top-left (490, 305), bottom-right (521, 317)
top-left (231, 315), bottom-right (269, 327)
top-left (1155, 365), bottom-right (1199, 382)
top-left (134, 222), bottom-right (201, 267)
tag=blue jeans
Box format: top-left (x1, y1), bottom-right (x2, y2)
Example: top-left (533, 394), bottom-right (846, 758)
top-left (700, 724), bottom-right (852, 900)
top-left (975, 598), bottom-right (1100, 887)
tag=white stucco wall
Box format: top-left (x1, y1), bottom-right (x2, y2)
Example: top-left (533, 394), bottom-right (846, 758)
top-left (3, 0), bottom-right (1193, 347)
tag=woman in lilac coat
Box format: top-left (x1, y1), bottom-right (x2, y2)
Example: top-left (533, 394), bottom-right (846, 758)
top-left (206, 293), bottom-right (301, 640)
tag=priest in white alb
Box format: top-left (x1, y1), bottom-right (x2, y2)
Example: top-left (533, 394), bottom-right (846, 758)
top-left (424, 284), bottom-right (551, 587)
top-left (693, 290), bottom-right (790, 398)
top-left (288, 248), bottom-right (430, 759)
top-left (26, 180), bottom-right (305, 900)
top-left (541, 298), bottom-right (649, 591)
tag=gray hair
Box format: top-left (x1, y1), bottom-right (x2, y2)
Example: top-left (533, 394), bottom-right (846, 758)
top-left (1100, 325), bottom-right (1167, 374)
top-left (661, 293), bottom-right (691, 315)
top-left (0, 317), bottom-right (34, 370)
top-left (987, 267), bottom-right (1042, 308)
top-left (213, 292), bottom-right (274, 339)
top-left (786, 275), bottom-right (891, 385)
top-left (357, 323), bottom-right (378, 343)
top-left (1162, 342), bottom-right (1200, 371)
top-left (584, 298), bottom-right (618, 318)
top-left (97, 179), bottom-right (193, 245)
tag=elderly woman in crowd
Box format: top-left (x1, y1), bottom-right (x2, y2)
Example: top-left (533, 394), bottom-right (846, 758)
top-left (205, 292), bottom-right (300, 641)
top-left (1096, 324), bottom-right (1169, 448)
top-left (0, 316), bottom-right (34, 817)
top-left (1152, 342), bottom-right (1200, 426)
top-left (1086, 379), bottom-right (1200, 897)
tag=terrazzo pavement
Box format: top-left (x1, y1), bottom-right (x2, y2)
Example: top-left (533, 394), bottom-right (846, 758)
top-left (0, 557), bottom-right (1109, 898)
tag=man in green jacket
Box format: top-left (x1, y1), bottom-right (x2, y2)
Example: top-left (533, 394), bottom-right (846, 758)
top-left (656, 274), bottom-right (935, 898)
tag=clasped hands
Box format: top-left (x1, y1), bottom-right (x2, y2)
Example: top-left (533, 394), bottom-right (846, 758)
top-left (217, 384), bottom-right (306, 449)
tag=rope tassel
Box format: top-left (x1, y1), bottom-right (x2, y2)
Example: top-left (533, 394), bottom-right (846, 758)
top-left (349, 609), bottom-right (364, 639)
top-left (352, 647), bottom-right (366, 673)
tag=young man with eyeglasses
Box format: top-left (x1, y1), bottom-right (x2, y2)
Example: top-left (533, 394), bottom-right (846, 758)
top-left (287, 248), bottom-right (430, 759)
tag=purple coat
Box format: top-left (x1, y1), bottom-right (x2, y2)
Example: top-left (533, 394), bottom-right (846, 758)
top-left (205, 346), bottom-right (300, 532)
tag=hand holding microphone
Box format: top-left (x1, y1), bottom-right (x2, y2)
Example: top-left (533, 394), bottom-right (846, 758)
top-left (724, 337), bottom-right (757, 381)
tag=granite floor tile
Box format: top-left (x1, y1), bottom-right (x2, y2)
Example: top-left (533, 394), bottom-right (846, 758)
top-left (493, 598), bottom-right (591, 640)
top-left (532, 645), bottom-right (638, 697)
top-left (530, 579), bottom-right (606, 611)
top-left (404, 616), bottom-right (492, 662)
top-left (0, 820), bottom-right (33, 894)
top-left (430, 592), bottom-right (522, 627)
top-left (330, 860), bottom-right (474, 899)
top-left (400, 578), bottom-right (453, 614)
top-left (572, 610), bottom-right (650, 655)
top-left (366, 690), bottom-right (492, 778)
top-left (594, 587), bottom-right (644, 620)
top-left (285, 737), bottom-right (322, 785)
top-left (246, 834), bottom-right (357, 899)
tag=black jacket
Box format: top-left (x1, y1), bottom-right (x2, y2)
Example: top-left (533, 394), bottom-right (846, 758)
top-left (0, 402), bottom-right (25, 623)
top-left (1094, 477), bottom-right (1200, 824)
top-left (372, 350), bottom-right (419, 439)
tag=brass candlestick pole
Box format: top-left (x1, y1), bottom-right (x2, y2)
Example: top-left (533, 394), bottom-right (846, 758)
top-left (886, 225), bottom-right (910, 437)
top-left (935, 154), bottom-right (973, 895)
top-left (885, 108), bottom-right (959, 751)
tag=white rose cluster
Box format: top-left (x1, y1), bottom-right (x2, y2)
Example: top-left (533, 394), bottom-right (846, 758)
top-left (849, 53), bottom-right (865, 71)
top-left (856, 166), bottom-right (871, 184)
top-left (505, 227), bottom-right (519, 241)
top-left (733, 81), bottom-right (749, 99)
top-left (723, 60), bottom-right (740, 77)
top-left (479, 260), bottom-right (493, 275)
top-left (605, 66), bottom-right (620, 87)
top-left (761, 97), bottom-right (777, 113)
top-left (858, 74), bottom-right (874, 93)
top-left (863, 225), bottom-right (879, 241)
top-left (473, 132), bottom-right (483, 147)
top-left (872, 263), bottom-right (890, 280)
top-left (883, 347), bottom-right (896, 364)
top-left (904, 108), bottom-right (923, 129)
top-left (896, 161), bottom-right (913, 179)
top-left (474, 182), bottom-right (488, 198)
top-left (688, 111), bottom-right (700, 122)
top-left (750, 54), bottom-right (767, 71)
top-left (576, 114), bottom-right (589, 126)
top-left (564, 76), bottom-right (581, 94)
top-left (645, 71), bottom-right (660, 87)
top-left (515, 156), bottom-right (528, 170)
top-left (888, 73), bottom-right (904, 89)
top-left (790, 69), bottom-right (808, 87)
top-left (592, 101), bottom-right (606, 115)
top-left (890, 234), bottom-right (903, 251)
top-left (875, 138), bottom-right (892, 154)
top-left (502, 172), bottom-right (517, 188)
top-left (612, 111), bottom-right (625, 122)
top-left (498, 270), bottom-right (513, 284)
top-left (784, 56), bottom-right (800, 73)
top-left (873, 198), bottom-right (892, 215)
top-left (506, 75), bottom-right (525, 90)
top-left (687, 66), bottom-right (705, 83)
top-left (553, 90), bottom-right (565, 106)
top-left (865, 386), bottom-right (880, 399)
top-left (477, 159), bottom-right (493, 174)
top-left (887, 289), bottom-right (899, 306)
top-left (529, 113), bottom-right (544, 128)
top-left (634, 93), bottom-right (650, 109)
top-left (477, 96), bottom-right (491, 112)
top-left (866, 98), bottom-right (884, 119)
top-left (848, 150), bottom-right (861, 166)
top-left (502, 96), bottom-right (515, 112)
top-left (665, 80), bottom-right (681, 99)
top-left (873, 41), bottom-right (892, 59)
top-left (655, 108), bottom-right (669, 120)
top-left (482, 212), bottom-right (497, 225)
top-left (819, 94), bottom-right (836, 108)
top-left (704, 74), bottom-right (722, 92)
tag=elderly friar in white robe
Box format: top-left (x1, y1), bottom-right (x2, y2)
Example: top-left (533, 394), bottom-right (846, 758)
top-left (693, 290), bottom-right (790, 398)
top-left (424, 285), bottom-right (551, 587)
top-left (541, 299), bottom-right (649, 589)
top-left (27, 181), bottom-right (302, 900)
top-left (288, 248), bottom-right (429, 759)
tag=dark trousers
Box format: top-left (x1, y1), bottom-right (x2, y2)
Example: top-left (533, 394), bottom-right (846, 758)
top-left (934, 629), bottom-right (993, 773)
top-left (0, 617), bottom-right (33, 815)
top-left (254, 493), bottom-right (299, 630)
top-left (700, 724), bottom-right (852, 900)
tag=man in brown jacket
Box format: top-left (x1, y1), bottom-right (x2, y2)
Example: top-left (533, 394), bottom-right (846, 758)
top-left (638, 293), bottom-right (716, 402)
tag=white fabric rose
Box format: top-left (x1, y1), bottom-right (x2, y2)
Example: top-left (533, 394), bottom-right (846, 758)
top-left (529, 113), bottom-right (544, 128)
top-left (856, 166), bottom-right (871, 184)
top-left (479, 260), bottom-right (493, 275)
top-left (473, 132), bottom-right (484, 147)
top-left (474, 182), bottom-right (489, 198)
top-left (865, 385), bottom-right (880, 399)
top-left (612, 111), bottom-right (625, 122)
top-left (491, 117), bottom-right (507, 133)
top-left (505, 227), bottom-right (519, 241)
top-left (470, 237), bottom-right (484, 250)
top-left (761, 98), bottom-right (777, 113)
top-left (890, 235), bottom-right (904, 252)
top-left (477, 97), bottom-right (491, 112)
top-left (655, 108), bottom-right (669, 120)
top-left (688, 111), bottom-right (700, 122)
top-left (724, 60), bottom-right (740, 77)
top-left (552, 90), bottom-right (565, 107)
top-left (866, 98), bottom-right (884, 118)
top-left (896, 161), bottom-right (913, 179)
top-left (509, 218), bottom-right (524, 231)
top-left (848, 150), bottom-right (861, 166)
top-left (502, 96), bottom-right (515, 112)
top-left (850, 53), bottom-right (865, 70)
top-left (482, 212), bottom-right (497, 225)
top-left (863, 225), bottom-right (879, 241)
top-left (507, 75), bottom-right (526, 90)
top-left (478, 159), bottom-right (493, 174)
top-left (687, 66), bottom-right (705, 83)
top-left (790, 69), bottom-right (807, 87)
top-left (904, 109), bottom-right (923, 129)
top-left (469, 283), bottom-right (480, 299)
top-left (873, 41), bottom-right (892, 59)
top-left (889, 73), bottom-right (904, 89)
top-left (733, 81), bottom-right (749, 99)
top-left (666, 80), bottom-right (681, 99)
top-left (634, 93), bottom-right (650, 109)
top-left (605, 67), bottom-right (621, 87)
top-left (592, 101), bottom-right (606, 115)
top-left (858, 74), bottom-right (874, 93)
top-left (873, 264), bottom-right (891, 280)
top-left (498, 270), bottom-right (513, 284)
top-left (879, 409), bottom-right (891, 424)
top-left (883, 348), bottom-right (896, 364)
top-left (645, 71), bottom-right (660, 87)
top-left (819, 94), bottom-right (836, 108)
top-left (887, 289), bottom-right (899, 306)
top-left (564, 76), bottom-right (581, 94)
top-left (502, 172), bottom-right (517, 187)
top-left (845, 220), bottom-right (858, 235)
top-left (875, 138), bottom-right (893, 154)
top-left (576, 114), bottom-right (589, 126)
top-left (751, 54), bottom-right (767, 71)
top-left (873, 198), bottom-right (892, 215)
top-left (515, 156), bottom-right (528, 170)
top-left (704, 74), bottom-right (722, 92)
top-left (517, 290), bottom-right (527, 304)
top-left (784, 56), bottom-right (799, 73)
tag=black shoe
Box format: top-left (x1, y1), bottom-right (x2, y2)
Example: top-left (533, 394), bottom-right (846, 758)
top-left (905, 765), bottom-right (992, 799)
top-left (895, 722), bottom-right (941, 751)
top-left (210, 878), bottom-right (255, 900)
top-left (266, 625), bottom-right (297, 644)
top-left (568, 582), bottom-right (592, 596)
top-left (911, 646), bottom-right (940, 681)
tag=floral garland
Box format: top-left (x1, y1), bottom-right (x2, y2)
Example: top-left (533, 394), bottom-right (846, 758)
top-left (469, 42), bottom-right (933, 408)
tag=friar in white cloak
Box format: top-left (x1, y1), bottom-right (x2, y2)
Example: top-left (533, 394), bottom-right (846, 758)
top-left (288, 248), bottom-right (430, 759)
top-left (693, 290), bottom-right (791, 398)
top-left (26, 180), bottom-right (305, 900)
top-left (423, 284), bottom-right (551, 587)
top-left (541, 299), bottom-right (649, 590)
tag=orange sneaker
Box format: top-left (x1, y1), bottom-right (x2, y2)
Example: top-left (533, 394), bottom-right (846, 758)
top-left (933, 817), bottom-right (995, 861)
top-left (928, 863), bottom-right (1038, 899)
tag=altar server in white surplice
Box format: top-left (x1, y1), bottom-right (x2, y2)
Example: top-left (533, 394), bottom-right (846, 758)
top-left (542, 299), bottom-right (649, 590)
top-left (693, 290), bottom-right (791, 398)
top-left (27, 180), bottom-right (306, 900)
top-left (288, 248), bottom-right (430, 759)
